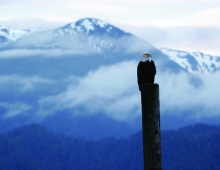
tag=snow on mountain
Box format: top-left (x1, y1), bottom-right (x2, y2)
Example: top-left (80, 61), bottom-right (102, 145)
top-left (52, 18), bottom-right (133, 52)
top-left (3, 17), bottom-right (152, 55)
top-left (161, 48), bottom-right (220, 75)
top-left (55, 18), bottom-right (131, 38)
top-left (5, 17), bottom-right (219, 76)
top-left (0, 25), bottom-right (30, 46)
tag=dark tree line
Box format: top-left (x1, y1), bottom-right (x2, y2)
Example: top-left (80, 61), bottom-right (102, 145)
top-left (0, 123), bottom-right (220, 170)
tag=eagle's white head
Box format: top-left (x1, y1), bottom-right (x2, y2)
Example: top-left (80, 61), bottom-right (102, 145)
top-left (141, 52), bottom-right (152, 62)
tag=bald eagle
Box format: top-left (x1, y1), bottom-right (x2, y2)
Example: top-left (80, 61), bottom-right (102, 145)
top-left (137, 52), bottom-right (156, 91)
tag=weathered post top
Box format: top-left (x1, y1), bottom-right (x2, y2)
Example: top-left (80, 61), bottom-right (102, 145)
top-left (137, 52), bottom-right (161, 170)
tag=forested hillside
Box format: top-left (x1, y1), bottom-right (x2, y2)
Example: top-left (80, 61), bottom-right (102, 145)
top-left (0, 123), bottom-right (220, 170)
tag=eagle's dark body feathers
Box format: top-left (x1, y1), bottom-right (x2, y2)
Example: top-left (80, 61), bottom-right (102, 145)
top-left (137, 60), bottom-right (156, 91)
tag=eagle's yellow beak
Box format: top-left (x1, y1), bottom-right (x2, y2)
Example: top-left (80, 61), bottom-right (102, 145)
top-left (146, 53), bottom-right (152, 57)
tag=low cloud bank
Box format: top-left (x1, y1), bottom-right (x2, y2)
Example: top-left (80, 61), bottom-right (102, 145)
top-left (0, 75), bottom-right (55, 92)
top-left (0, 102), bottom-right (32, 118)
top-left (38, 61), bottom-right (140, 121)
top-left (0, 49), bottom-right (90, 58)
top-left (0, 60), bottom-right (219, 121)
top-left (37, 60), bottom-right (220, 121)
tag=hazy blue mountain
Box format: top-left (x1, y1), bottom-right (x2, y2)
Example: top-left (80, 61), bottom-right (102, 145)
top-left (0, 17), bottom-right (220, 138)
top-left (4, 18), bottom-right (149, 51)
top-left (0, 18), bottom-right (183, 77)
top-left (1, 19), bottom-right (219, 75)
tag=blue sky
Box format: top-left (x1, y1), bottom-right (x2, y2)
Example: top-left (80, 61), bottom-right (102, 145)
top-left (1, 0), bottom-right (220, 55)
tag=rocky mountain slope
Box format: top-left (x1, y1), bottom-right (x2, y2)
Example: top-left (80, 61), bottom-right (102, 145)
top-left (161, 48), bottom-right (220, 75)
top-left (0, 25), bottom-right (30, 46)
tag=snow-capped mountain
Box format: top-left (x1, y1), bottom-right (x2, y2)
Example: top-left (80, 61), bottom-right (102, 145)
top-left (55, 18), bottom-right (131, 38)
top-left (1, 17), bottom-right (219, 76)
top-left (1, 18), bottom-right (157, 59)
top-left (4, 18), bottom-right (144, 53)
top-left (1, 17), bottom-right (220, 137)
top-left (0, 17), bottom-right (171, 77)
top-left (0, 25), bottom-right (30, 46)
top-left (161, 48), bottom-right (220, 75)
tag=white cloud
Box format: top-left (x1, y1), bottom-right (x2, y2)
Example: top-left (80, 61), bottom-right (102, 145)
top-left (0, 18), bottom-right (65, 29)
top-left (125, 25), bottom-right (220, 56)
top-left (38, 60), bottom-right (141, 120)
top-left (0, 75), bottom-right (55, 92)
top-left (161, 8), bottom-right (220, 28)
top-left (0, 49), bottom-right (90, 58)
top-left (0, 102), bottom-right (32, 118)
top-left (158, 70), bottom-right (220, 118)
top-left (188, 8), bottom-right (220, 27)
top-left (1, 0), bottom-right (220, 29)
top-left (67, 2), bottom-right (133, 15)
top-left (37, 60), bottom-right (220, 121)
top-left (116, 7), bottom-right (220, 28)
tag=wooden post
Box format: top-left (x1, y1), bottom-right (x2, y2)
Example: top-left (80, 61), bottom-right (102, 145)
top-left (141, 83), bottom-right (162, 170)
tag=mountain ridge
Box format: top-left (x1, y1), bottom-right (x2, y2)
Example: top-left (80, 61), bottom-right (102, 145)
top-left (1, 17), bottom-right (218, 75)
top-left (1, 18), bottom-right (137, 52)
top-left (161, 47), bottom-right (220, 75)
top-left (0, 25), bottom-right (30, 46)
top-left (0, 17), bottom-right (219, 136)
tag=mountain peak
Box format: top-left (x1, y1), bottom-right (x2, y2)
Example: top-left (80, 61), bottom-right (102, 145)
top-left (64, 18), bottom-right (109, 34)
top-left (57, 17), bottom-right (130, 38)
top-left (3, 17), bottom-right (134, 52)
top-left (75, 18), bottom-right (108, 29)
